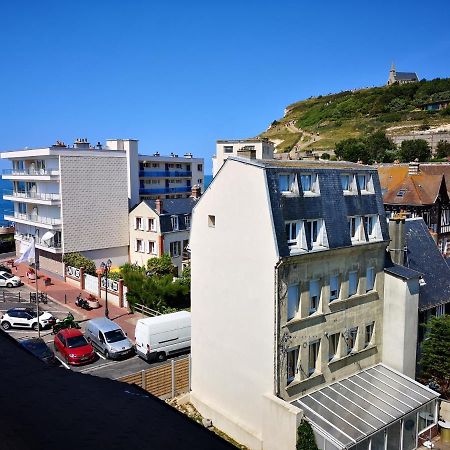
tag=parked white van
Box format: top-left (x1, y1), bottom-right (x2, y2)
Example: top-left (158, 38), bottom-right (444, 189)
top-left (135, 311), bottom-right (191, 362)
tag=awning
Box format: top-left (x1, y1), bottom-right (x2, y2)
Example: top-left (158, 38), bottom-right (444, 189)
top-left (41, 231), bottom-right (55, 242)
top-left (292, 364), bottom-right (439, 449)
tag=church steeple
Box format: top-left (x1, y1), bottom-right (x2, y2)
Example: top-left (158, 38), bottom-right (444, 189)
top-left (390, 62), bottom-right (396, 73)
top-left (387, 62), bottom-right (397, 85)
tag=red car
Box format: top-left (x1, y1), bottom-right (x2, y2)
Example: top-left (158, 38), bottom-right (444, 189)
top-left (54, 328), bottom-right (95, 365)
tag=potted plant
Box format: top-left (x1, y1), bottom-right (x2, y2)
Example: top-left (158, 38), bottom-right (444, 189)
top-left (86, 293), bottom-right (100, 309)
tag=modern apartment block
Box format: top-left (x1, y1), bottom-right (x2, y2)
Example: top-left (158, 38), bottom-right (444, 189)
top-left (129, 186), bottom-right (201, 274)
top-left (1, 139), bottom-right (130, 275)
top-left (212, 138), bottom-right (274, 176)
top-left (190, 157), bottom-right (435, 450)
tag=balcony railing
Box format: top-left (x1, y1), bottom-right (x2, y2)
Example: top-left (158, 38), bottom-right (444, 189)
top-left (2, 168), bottom-right (59, 176)
top-left (139, 187), bottom-right (191, 195)
top-left (139, 170), bottom-right (192, 178)
top-left (5, 211), bottom-right (62, 226)
top-left (15, 233), bottom-right (62, 249)
top-left (3, 190), bottom-right (60, 201)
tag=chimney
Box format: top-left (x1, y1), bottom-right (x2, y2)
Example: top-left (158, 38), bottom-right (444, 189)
top-left (191, 185), bottom-right (201, 199)
top-left (73, 138), bottom-right (90, 149)
top-left (155, 198), bottom-right (163, 214)
top-left (408, 161), bottom-right (420, 175)
top-left (388, 215), bottom-right (406, 265)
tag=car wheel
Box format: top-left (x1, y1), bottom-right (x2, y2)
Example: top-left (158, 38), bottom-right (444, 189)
top-left (1, 321), bottom-right (11, 330)
top-left (6, 283), bottom-right (13, 288)
top-left (32, 323), bottom-right (40, 331)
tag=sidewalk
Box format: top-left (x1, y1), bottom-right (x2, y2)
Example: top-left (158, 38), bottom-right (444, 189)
top-left (4, 260), bottom-right (144, 342)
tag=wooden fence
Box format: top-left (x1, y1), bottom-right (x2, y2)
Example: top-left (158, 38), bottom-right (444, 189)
top-left (118, 356), bottom-right (190, 399)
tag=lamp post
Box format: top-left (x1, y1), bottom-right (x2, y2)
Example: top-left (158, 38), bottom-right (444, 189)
top-left (100, 259), bottom-right (112, 318)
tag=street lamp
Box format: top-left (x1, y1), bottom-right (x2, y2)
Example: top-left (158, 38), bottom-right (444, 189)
top-left (100, 259), bottom-right (112, 318)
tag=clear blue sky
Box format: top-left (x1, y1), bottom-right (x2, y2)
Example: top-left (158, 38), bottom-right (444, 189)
top-left (1, 0), bottom-right (449, 174)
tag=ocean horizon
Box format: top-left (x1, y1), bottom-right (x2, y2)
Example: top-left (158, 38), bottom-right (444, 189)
top-left (0, 179), bottom-right (12, 226)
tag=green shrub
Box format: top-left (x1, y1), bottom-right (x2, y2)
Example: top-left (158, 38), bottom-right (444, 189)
top-left (63, 252), bottom-right (96, 275)
top-left (297, 420), bottom-right (318, 450)
top-left (321, 152), bottom-right (330, 160)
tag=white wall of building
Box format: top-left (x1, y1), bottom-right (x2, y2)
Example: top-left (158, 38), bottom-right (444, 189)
top-left (190, 159), bottom-right (279, 449)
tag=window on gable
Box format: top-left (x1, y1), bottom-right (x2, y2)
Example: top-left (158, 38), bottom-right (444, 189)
top-left (365, 322), bottom-right (374, 347)
top-left (171, 216), bottom-right (179, 231)
top-left (285, 221), bottom-right (300, 248)
top-left (308, 340), bottom-right (320, 376)
top-left (330, 275), bottom-right (340, 301)
top-left (148, 218), bottom-right (156, 231)
top-left (287, 347), bottom-right (299, 383)
top-left (135, 217), bottom-right (143, 230)
top-left (329, 333), bottom-right (340, 361)
top-left (396, 189), bottom-right (407, 197)
top-left (287, 284), bottom-right (299, 321)
top-left (348, 271), bottom-right (358, 296)
top-left (309, 279), bottom-right (320, 315)
top-left (366, 267), bottom-right (375, 292)
top-left (279, 174), bottom-right (297, 195)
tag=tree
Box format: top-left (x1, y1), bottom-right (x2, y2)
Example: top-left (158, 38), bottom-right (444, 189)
top-left (334, 138), bottom-right (368, 163)
top-left (297, 419), bottom-right (318, 450)
top-left (419, 315), bottom-right (450, 398)
top-left (365, 131), bottom-right (397, 163)
top-left (436, 140), bottom-right (450, 159)
top-left (63, 252), bottom-right (96, 275)
top-left (320, 152), bottom-right (330, 160)
top-left (146, 253), bottom-right (176, 277)
top-left (398, 139), bottom-right (431, 162)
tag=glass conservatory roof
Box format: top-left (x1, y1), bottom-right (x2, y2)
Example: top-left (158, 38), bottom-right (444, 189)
top-left (292, 364), bottom-right (439, 449)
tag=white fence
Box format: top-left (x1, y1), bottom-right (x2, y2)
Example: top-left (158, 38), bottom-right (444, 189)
top-left (84, 273), bottom-right (98, 295)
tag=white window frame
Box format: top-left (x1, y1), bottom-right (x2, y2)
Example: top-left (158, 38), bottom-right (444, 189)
top-left (309, 279), bottom-right (320, 315)
top-left (287, 347), bottom-right (299, 383)
top-left (148, 241), bottom-right (156, 255)
top-left (171, 216), bottom-right (179, 231)
top-left (341, 174), bottom-right (357, 195)
top-left (366, 267), bottom-right (375, 292)
top-left (365, 322), bottom-right (374, 348)
top-left (301, 173), bottom-right (320, 196)
top-left (328, 333), bottom-right (340, 361)
top-left (348, 271), bottom-right (358, 297)
top-left (184, 215), bottom-right (191, 229)
top-left (304, 218), bottom-right (327, 248)
top-left (358, 173), bottom-right (375, 194)
top-left (136, 239), bottom-right (144, 253)
top-left (330, 275), bottom-right (340, 302)
top-left (285, 221), bottom-right (300, 248)
top-left (148, 218), bottom-right (156, 231)
top-left (287, 284), bottom-right (300, 321)
top-left (170, 241), bottom-right (181, 257)
top-left (279, 174), bottom-right (298, 195)
top-left (349, 216), bottom-right (363, 242)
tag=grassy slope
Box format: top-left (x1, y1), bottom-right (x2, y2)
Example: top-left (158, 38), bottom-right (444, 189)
top-left (261, 78), bottom-right (450, 153)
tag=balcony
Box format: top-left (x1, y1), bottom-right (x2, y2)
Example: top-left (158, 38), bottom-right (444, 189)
top-left (3, 190), bottom-right (61, 205)
top-left (139, 170), bottom-right (192, 178)
top-left (139, 187), bottom-right (191, 195)
top-left (4, 211), bottom-right (62, 229)
top-left (15, 233), bottom-right (62, 253)
top-left (2, 168), bottom-right (60, 180)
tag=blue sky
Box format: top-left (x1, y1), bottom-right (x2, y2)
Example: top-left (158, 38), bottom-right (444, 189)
top-left (1, 0), bottom-right (449, 174)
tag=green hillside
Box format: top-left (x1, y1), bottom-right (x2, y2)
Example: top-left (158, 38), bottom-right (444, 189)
top-left (261, 78), bottom-right (450, 153)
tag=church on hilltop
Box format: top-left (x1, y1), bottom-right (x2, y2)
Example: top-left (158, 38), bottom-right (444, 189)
top-left (387, 62), bottom-right (419, 85)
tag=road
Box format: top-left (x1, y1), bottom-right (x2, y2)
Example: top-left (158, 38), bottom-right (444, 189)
top-left (0, 285), bottom-right (187, 379)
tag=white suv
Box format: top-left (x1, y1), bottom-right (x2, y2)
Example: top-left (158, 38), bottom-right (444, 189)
top-left (0, 271), bottom-right (22, 288)
top-left (1, 308), bottom-right (56, 331)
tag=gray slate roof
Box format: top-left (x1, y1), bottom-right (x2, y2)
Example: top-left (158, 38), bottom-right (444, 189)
top-left (395, 72), bottom-right (418, 81)
top-left (404, 218), bottom-right (450, 310)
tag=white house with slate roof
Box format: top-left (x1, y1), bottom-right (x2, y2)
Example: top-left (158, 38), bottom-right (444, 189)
top-left (189, 157), bottom-right (438, 450)
top-left (129, 186), bottom-right (201, 274)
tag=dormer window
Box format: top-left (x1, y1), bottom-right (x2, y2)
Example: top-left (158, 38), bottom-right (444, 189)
top-left (184, 215), bottom-right (191, 229)
top-left (358, 173), bottom-right (374, 194)
top-left (279, 174), bottom-right (298, 195)
top-left (171, 216), bottom-right (179, 231)
top-left (341, 174), bottom-right (357, 194)
top-left (396, 189), bottom-right (406, 197)
top-left (363, 215), bottom-right (382, 241)
top-left (285, 221), bottom-right (300, 248)
top-left (348, 216), bottom-right (363, 242)
top-left (286, 219), bottom-right (328, 253)
top-left (301, 173), bottom-right (320, 195)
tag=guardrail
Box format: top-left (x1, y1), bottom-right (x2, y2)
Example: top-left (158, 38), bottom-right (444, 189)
top-left (0, 291), bottom-right (48, 303)
top-left (133, 303), bottom-right (161, 317)
top-left (3, 191), bottom-right (60, 201)
top-left (118, 355), bottom-right (190, 399)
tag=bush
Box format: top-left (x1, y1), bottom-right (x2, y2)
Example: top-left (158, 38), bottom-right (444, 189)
top-left (63, 252), bottom-right (96, 275)
top-left (297, 420), bottom-right (318, 450)
top-left (321, 152), bottom-right (330, 160)
top-left (436, 140), bottom-right (450, 158)
top-left (399, 139), bottom-right (431, 162)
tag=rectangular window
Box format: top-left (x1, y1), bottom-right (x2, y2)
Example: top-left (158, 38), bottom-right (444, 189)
top-left (329, 333), bottom-right (340, 361)
top-left (279, 174), bottom-right (297, 194)
top-left (224, 145), bottom-right (234, 153)
top-left (148, 241), bottom-right (156, 254)
top-left (287, 284), bottom-right (299, 321)
top-left (136, 239), bottom-right (144, 253)
top-left (208, 215), bottom-right (215, 227)
top-left (308, 340), bottom-right (320, 376)
top-left (285, 221), bottom-right (300, 247)
top-left (358, 174), bottom-right (367, 191)
top-left (135, 217), bottom-right (143, 230)
top-left (330, 275), bottom-right (339, 301)
top-left (176, 163), bottom-right (182, 169)
top-left (287, 347), bottom-right (299, 382)
top-left (347, 327), bottom-right (358, 354)
top-left (309, 280), bottom-right (320, 314)
top-left (348, 216), bottom-right (362, 241)
top-left (363, 215), bottom-right (377, 239)
top-left (348, 271), bottom-right (358, 296)
top-left (152, 163), bottom-right (159, 168)
top-left (170, 241), bottom-right (181, 257)
top-left (197, 164), bottom-right (203, 171)
top-left (341, 174), bottom-right (350, 191)
top-left (305, 219), bottom-right (320, 246)
top-left (365, 322), bottom-right (374, 347)
top-left (171, 216), bottom-right (179, 231)
top-left (300, 174), bottom-right (312, 192)
top-left (366, 267), bottom-right (375, 292)
top-left (184, 215), bottom-right (191, 228)
top-left (148, 218), bottom-right (156, 231)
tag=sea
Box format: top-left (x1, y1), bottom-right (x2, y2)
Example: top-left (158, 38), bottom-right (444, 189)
top-left (0, 178), bottom-right (12, 226)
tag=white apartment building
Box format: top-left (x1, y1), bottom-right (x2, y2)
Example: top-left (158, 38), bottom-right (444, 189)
top-left (212, 138), bottom-right (274, 176)
top-left (1, 139), bottom-right (130, 276)
top-left (190, 157), bottom-right (435, 450)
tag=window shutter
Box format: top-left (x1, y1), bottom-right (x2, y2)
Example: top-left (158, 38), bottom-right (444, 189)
top-left (133, 240), bottom-right (138, 252)
top-left (145, 219), bottom-right (149, 232)
top-left (145, 241), bottom-right (150, 254)
top-left (134, 218), bottom-right (137, 230)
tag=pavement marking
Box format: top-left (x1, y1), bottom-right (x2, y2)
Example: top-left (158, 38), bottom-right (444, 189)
top-left (95, 351), bottom-right (106, 360)
top-left (79, 360), bottom-right (117, 373)
top-left (54, 355), bottom-right (71, 369)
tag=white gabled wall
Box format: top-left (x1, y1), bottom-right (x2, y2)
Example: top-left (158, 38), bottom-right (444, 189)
top-left (190, 160), bottom-right (279, 449)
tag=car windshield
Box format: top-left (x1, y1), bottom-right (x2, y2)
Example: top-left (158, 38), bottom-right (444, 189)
top-left (2, 273), bottom-right (14, 279)
top-left (66, 335), bottom-right (88, 348)
top-left (104, 329), bottom-right (126, 343)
